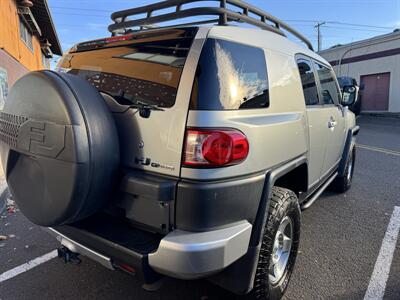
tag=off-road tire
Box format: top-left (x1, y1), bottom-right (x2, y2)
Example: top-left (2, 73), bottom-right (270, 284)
top-left (248, 187), bottom-right (301, 300)
top-left (332, 147), bottom-right (355, 193)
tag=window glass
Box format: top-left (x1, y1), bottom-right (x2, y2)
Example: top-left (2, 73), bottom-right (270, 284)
top-left (58, 29), bottom-right (197, 108)
top-left (337, 76), bottom-right (358, 88)
top-left (297, 58), bottom-right (319, 106)
top-left (190, 39), bottom-right (269, 110)
top-left (314, 63), bottom-right (340, 105)
top-left (19, 19), bottom-right (33, 50)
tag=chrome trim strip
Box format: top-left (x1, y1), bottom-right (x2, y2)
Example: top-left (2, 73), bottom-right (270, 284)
top-left (46, 228), bottom-right (114, 270)
top-left (148, 221), bottom-right (252, 279)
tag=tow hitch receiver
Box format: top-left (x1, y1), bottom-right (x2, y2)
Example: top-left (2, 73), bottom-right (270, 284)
top-left (57, 246), bottom-right (82, 265)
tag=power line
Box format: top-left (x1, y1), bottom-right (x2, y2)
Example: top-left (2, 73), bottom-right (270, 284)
top-left (280, 19), bottom-right (395, 30)
top-left (52, 12), bottom-right (108, 17)
top-left (48, 5), bottom-right (397, 31)
top-left (327, 21), bottom-right (393, 30)
top-left (324, 26), bottom-right (390, 33)
top-left (51, 6), bottom-right (111, 12)
top-left (47, 5), bottom-right (397, 31)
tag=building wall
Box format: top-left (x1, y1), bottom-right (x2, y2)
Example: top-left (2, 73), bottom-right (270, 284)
top-left (319, 32), bottom-right (400, 112)
top-left (0, 0), bottom-right (46, 77)
top-left (0, 48), bottom-right (29, 87)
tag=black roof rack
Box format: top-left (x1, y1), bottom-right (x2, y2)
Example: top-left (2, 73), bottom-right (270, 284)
top-left (108, 0), bottom-right (314, 51)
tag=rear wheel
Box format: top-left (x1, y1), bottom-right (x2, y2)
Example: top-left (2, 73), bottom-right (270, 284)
top-left (247, 187), bottom-right (301, 300)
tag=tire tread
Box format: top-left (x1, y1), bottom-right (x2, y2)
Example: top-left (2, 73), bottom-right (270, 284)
top-left (248, 187), bottom-right (300, 300)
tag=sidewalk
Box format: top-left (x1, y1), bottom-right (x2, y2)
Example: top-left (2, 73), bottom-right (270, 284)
top-left (360, 112), bottom-right (400, 119)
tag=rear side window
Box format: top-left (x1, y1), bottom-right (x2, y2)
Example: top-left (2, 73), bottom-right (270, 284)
top-left (57, 29), bottom-right (197, 108)
top-left (314, 63), bottom-right (341, 105)
top-left (190, 39), bottom-right (269, 110)
top-left (297, 58), bottom-right (319, 106)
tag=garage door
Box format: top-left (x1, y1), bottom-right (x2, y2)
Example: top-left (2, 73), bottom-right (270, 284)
top-left (360, 73), bottom-right (390, 111)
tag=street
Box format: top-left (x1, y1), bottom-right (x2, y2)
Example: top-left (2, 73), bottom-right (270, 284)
top-left (0, 115), bottom-right (399, 300)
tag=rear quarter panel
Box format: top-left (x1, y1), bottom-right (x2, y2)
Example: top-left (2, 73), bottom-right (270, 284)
top-left (182, 45), bottom-right (308, 180)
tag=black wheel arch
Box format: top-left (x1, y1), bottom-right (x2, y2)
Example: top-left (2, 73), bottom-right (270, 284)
top-left (208, 155), bottom-right (307, 295)
top-left (338, 125), bottom-right (359, 177)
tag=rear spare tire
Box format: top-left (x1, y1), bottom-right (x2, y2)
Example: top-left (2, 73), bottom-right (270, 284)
top-left (0, 71), bottom-right (119, 226)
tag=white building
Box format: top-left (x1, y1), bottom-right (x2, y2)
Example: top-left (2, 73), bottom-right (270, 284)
top-left (319, 30), bottom-right (400, 113)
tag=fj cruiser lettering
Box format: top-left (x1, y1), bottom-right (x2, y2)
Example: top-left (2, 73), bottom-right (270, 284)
top-left (0, 1), bottom-right (359, 299)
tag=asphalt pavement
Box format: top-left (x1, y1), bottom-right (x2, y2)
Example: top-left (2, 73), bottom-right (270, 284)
top-left (0, 115), bottom-right (399, 300)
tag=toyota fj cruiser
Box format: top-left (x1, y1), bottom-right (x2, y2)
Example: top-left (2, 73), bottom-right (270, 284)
top-left (0, 1), bottom-right (359, 299)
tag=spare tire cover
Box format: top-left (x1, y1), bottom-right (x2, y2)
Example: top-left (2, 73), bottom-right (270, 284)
top-left (0, 71), bottom-right (119, 226)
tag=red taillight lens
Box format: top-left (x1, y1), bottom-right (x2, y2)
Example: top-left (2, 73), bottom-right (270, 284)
top-left (104, 34), bottom-right (133, 43)
top-left (184, 129), bottom-right (249, 167)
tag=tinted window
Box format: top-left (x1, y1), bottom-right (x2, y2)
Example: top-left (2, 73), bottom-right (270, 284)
top-left (314, 63), bottom-right (341, 105)
top-left (57, 29), bottom-right (196, 108)
top-left (190, 39), bottom-right (269, 110)
top-left (297, 58), bottom-right (319, 106)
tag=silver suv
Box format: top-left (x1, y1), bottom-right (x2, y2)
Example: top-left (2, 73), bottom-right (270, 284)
top-left (0, 1), bottom-right (359, 299)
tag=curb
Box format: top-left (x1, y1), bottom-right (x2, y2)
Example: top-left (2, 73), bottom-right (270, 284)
top-left (0, 185), bottom-right (9, 215)
top-left (360, 112), bottom-right (400, 119)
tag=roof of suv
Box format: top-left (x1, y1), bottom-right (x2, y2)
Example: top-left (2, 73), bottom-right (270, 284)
top-left (72, 25), bottom-right (329, 67)
top-left (70, 0), bottom-right (333, 68)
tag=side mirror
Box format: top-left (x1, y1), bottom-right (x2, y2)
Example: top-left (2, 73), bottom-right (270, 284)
top-left (341, 85), bottom-right (356, 106)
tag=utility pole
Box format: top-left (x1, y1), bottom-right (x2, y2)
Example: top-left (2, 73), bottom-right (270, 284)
top-left (315, 21), bottom-right (326, 52)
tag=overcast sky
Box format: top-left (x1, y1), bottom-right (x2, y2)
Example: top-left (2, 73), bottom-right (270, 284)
top-left (47, 0), bottom-right (400, 58)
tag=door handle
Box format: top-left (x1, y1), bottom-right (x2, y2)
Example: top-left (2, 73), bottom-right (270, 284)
top-left (328, 119), bottom-right (337, 129)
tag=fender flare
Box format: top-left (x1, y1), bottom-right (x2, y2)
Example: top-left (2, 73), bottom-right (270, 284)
top-left (208, 155), bottom-right (308, 295)
top-left (338, 125), bottom-right (360, 177)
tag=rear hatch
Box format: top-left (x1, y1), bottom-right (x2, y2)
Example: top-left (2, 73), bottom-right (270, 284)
top-left (57, 28), bottom-right (200, 177)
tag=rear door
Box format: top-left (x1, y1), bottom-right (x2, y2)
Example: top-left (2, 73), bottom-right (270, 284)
top-left (313, 62), bottom-right (346, 179)
top-left (57, 28), bottom-right (205, 177)
top-left (296, 57), bottom-right (327, 188)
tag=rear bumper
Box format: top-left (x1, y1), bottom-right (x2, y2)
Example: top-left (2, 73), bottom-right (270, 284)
top-left (47, 171), bottom-right (263, 283)
top-left (47, 219), bottom-right (252, 280)
top-left (148, 221), bottom-right (252, 279)
top-left (47, 228), bottom-right (114, 270)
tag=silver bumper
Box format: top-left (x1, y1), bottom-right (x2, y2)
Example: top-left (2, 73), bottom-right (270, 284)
top-left (148, 221), bottom-right (252, 279)
top-left (47, 221), bottom-right (252, 280)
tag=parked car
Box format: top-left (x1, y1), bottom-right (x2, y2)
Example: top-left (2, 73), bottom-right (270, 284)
top-left (338, 76), bottom-right (362, 115)
top-left (0, 1), bottom-right (359, 299)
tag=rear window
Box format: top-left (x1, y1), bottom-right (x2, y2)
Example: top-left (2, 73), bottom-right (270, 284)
top-left (190, 39), bottom-right (269, 110)
top-left (57, 28), bottom-right (197, 108)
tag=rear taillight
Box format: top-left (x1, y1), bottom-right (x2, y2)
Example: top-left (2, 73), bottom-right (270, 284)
top-left (104, 34), bottom-right (133, 43)
top-left (183, 129), bottom-right (249, 167)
